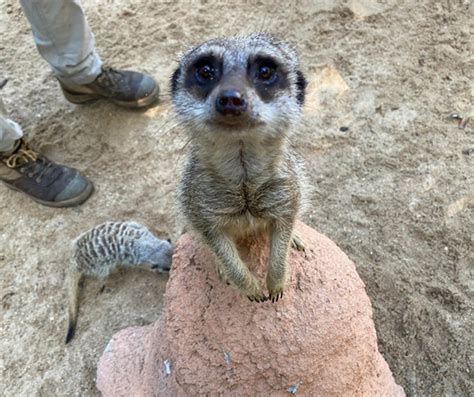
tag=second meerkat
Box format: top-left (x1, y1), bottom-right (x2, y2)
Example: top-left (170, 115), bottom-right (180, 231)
top-left (172, 33), bottom-right (308, 302)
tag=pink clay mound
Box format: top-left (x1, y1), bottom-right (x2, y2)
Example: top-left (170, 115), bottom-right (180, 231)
top-left (97, 222), bottom-right (404, 396)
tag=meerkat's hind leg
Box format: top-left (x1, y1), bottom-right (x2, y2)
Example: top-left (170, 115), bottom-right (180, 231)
top-left (291, 233), bottom-right (306, 251)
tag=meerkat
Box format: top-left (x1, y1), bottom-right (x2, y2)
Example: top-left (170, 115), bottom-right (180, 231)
top-left (171, 33), bottom-right (308, 303)
top-left (65, 221), bottom-right (173, 343)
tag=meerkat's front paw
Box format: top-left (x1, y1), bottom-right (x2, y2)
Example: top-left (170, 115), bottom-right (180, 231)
top-left (266, 276), bottom-right (288, 303)
top-left (291, 233), bottom-right (306, 251)
top-left (245, 276), bottom-right (268, 303)
top-left (267, 287), bottom-right (284, 303)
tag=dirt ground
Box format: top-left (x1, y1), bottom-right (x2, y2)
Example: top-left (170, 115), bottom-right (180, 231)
top-left (0, 1), bottom-right (472, 396)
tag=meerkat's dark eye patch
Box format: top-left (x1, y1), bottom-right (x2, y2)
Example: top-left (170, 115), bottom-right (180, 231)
top-left (249, 56), bottom-right (289, 102)
top-left (184, 55), bottom-right (221, 98)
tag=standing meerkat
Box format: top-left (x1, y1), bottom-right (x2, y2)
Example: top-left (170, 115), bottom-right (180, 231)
top-left (66, 221), bottom-right (173, 343)
top-left (171, 33), bottom-right (308, 303)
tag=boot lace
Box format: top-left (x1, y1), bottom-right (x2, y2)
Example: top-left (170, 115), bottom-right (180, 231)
top-left (5, 140), bottom-right (54, 183)
top-left (96, 65), bottom-right (124, 93)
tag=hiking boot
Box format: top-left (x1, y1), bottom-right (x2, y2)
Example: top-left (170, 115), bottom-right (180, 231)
top-left (59, 65), bottom-right (159, 108)
top-left (0, 139), bottom-right (93, 207)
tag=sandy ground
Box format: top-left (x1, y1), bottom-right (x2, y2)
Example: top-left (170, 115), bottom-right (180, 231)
top-left (0, 1), bottom-right (472, 396)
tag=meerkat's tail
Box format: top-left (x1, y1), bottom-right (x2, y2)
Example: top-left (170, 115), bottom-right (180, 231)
top-left (65, 268), bottom-right (83, 344)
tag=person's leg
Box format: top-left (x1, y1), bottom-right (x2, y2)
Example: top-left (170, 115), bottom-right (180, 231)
top-left (0, 96), bottom-right (93, 207)
top-left (0, 98), bottom-right (23, 152)
top-left (20, 0), bottom-right (159, 108)
top-left (19, 0), bottom-right (101, 85)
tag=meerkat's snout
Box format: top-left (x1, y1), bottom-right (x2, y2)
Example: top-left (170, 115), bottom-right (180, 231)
top-left (215, 89), bottom-right (248, 116)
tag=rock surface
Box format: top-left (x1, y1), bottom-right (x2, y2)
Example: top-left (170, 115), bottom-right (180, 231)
top-left (97, 222), bottom-right (404, 396)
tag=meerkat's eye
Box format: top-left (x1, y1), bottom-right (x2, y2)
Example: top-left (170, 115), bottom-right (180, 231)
top-left (195, 63), bottom-right (216, 83)
top-left (255, 61), bottom-right (278, 84)
top-left (257, 65), bottom-right (275, 80)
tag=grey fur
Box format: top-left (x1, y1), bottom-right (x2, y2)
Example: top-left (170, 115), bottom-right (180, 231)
top-left (172, 33), bottom-right (308, 302)
top-left (73, 221), bottom-right (172, 276)
top-left (65, 221), bottom-right (173, 343)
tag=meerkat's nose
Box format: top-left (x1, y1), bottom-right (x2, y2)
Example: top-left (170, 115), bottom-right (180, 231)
top-left (216, 89), bottom-right (248, 116)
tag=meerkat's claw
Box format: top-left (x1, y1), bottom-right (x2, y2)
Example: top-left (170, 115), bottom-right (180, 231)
top-left (269, 290), bottom-right (284, 303)
top-left (243, 275), bottom-right (267, 303)
top-left (291, 234), bottom-right (306, 251)
top-left (247, 292), bottom-right (268, 303)
top-left (248, 296), bottom-right (265, 303)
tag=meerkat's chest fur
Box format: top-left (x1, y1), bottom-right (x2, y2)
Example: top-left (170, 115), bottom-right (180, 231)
top-left (181, 135), bottom-right (300, 236)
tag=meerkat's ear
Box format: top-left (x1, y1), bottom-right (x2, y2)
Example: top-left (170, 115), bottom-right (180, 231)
top-left (170, 67), bottom-right (181, 95)
top-left (296, 70), bottom-right (307, 106)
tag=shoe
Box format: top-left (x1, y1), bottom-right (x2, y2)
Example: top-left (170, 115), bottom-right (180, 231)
top-left (59, 65), bottom-right (159, 108)
top-left (0, 139), bottom-right (93, 207)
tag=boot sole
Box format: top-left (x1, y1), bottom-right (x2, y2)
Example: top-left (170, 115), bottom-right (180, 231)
top-left (61, 84), bottom-right (160, 109)
top-left (3, 179), bottom-right (94, 208)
